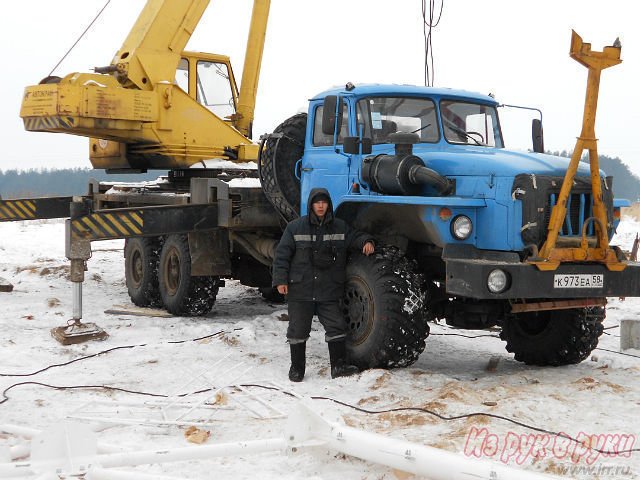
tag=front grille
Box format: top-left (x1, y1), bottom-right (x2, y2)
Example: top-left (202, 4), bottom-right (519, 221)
top-left (545, 192), bottom-right (594, 237)
top-left (512, 174), bottom-right (614, 248)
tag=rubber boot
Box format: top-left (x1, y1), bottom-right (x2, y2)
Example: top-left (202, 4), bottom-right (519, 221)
top-left (328, 340), bottom-right (359, 379)
top-left (288, 342), bottom-right (306, 382)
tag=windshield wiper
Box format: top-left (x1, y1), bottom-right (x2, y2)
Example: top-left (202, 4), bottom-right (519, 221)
top-left (409, 123), bottom-right (432, 134)
top-left (445, 123), bottom-right (485, 146)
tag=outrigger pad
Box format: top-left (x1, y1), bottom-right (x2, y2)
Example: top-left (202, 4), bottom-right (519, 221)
top-left (0, 277), bottom-right (13, 293)
top-left (51, 321), bottom-right (108, 345)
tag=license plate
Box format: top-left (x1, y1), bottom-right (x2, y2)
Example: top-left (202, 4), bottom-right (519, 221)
top-left (553, 274), bottom-right (604, 289)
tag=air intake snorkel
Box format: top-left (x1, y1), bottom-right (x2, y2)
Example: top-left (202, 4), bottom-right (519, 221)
top-left (361, 132), bottom-right (453, 196)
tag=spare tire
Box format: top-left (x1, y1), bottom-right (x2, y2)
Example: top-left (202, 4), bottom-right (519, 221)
top-left (259, 113), bottom-right (306, 222)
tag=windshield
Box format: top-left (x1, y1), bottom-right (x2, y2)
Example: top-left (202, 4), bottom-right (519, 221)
top-left (196, 61), bottom-right (236, 119)
top-left (356, 97), bottom-right (439, 145)
top-left (440, 100), bottom-right (503, 147)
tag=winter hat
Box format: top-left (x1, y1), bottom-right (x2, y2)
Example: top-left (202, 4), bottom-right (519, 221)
top-left (312, 192), bottom-right (331, 204)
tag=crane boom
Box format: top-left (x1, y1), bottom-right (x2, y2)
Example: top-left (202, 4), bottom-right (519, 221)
top-left (110, 0), bottom-right (210, 90)
top-left (236, 0), bottom-right (270, 138)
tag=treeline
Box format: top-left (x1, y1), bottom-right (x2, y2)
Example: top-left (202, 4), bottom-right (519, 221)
top-left (0, 168), bottom-right (165, 199)
top-left (1, 154), bottom-right (639, 200)
top-left (549, 151), bottom-right (640, 202)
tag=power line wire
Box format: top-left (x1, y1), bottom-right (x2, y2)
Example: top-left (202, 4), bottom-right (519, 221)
top-left (422, 0), bottom-right (444, 87)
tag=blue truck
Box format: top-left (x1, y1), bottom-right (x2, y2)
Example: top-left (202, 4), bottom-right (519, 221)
top-left (259, 82), bottom-right (638, 369)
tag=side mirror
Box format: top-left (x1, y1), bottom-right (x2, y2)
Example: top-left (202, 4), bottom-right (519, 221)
top-left (322, 95), bottom-right (343, 136)
top-left (343, 137), bottom-right (372, 155)
top-left (532, 118), bottom-right (544, 153)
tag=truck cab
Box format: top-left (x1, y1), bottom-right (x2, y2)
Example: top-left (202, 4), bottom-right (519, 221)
top-left (301, 84), bottom-right (619, 256)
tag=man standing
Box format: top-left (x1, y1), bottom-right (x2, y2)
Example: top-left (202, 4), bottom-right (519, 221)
top-left (272, 188), bottom-right (375, 382)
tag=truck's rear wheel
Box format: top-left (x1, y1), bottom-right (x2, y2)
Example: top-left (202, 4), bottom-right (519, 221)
top-left (500, 307), bottom-right (605, 366)
top-left (342, 247), bottom-right (430, 369)
top-left (158, 234), bottom-right (219, 316)
top-left (124, 237), bottom-right (161, 307)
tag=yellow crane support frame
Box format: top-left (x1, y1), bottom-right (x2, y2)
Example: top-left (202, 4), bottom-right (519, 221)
top-left (531, 31), bottom-right (625, 272)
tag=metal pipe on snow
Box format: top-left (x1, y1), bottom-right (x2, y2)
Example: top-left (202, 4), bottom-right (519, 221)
top-left (96, 438), bottom-right (287, 469)
top-left (1, 405), bottom-right (565, 480)
top-left (0, 424), bottom-right (122, 455)
top-left (85, 467), bottom-right (188, 480)
top-left (0, 439), bottom-right (285, 478)
top-left (320, 420), bottom-right (563, 480)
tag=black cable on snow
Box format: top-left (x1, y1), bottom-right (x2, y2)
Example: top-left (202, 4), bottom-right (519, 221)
top-left (0, 329), bottom-right (238, 378)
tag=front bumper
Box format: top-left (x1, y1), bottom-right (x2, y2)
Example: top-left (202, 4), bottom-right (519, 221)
top-left (443, 244), bottom-right (640, 299)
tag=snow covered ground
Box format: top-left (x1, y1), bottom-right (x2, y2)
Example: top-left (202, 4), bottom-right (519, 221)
top-left (1, 218), bottom-right (640, 479)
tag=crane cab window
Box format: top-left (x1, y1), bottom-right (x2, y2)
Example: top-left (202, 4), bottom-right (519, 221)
top-left (175, 58), bottom-right (189, 94)
top-left (313, 103), bottom-right (349, 146)
top-left (196, 61), bottom-right (237, 119)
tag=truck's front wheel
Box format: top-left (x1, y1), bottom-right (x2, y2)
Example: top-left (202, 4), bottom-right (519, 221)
top-left (158, 234), bottom-right (219, 316)
top-left (342, 248), bottom-right (430, 369)
top-left (500, 307), bottom-right (605, 366)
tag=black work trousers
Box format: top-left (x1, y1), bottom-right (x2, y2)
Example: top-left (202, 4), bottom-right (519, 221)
top-left (287, 301), bottom-right (347, 344)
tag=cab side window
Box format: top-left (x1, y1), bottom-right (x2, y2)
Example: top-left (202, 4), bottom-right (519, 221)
top-left (313, 103), bottom-right (349, 146)
top-left (175, 58), bottom-right (189, 94)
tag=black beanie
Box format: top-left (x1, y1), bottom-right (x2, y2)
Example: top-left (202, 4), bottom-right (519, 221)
top-left (313, 193), bottom-right (330, 203)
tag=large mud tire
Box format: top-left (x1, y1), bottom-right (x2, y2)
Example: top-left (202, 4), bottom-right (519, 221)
top-left (158, 234), bottom-right (219, 316)
top-left (500, 307), bottom-right (605, 366)
top-left (342, 247), bottom-right (430, 369)
top-left (124, 237), bottom-right (161, 307)
top-left (259, 113), bottom-right (306, 222)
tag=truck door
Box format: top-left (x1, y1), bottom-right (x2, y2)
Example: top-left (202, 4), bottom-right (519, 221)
top-left (300, 101), bottom-right (351, 212)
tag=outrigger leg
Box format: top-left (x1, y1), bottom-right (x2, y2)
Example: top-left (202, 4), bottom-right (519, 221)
top-left (51, 197), bottom-right (108, 345)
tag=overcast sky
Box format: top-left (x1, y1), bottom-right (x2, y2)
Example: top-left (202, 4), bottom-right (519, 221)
top-left (1, 0), bottom-right (638, 175)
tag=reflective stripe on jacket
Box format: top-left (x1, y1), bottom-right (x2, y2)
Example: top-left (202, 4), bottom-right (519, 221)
top-left (272, 188), bottom-right (373, 302)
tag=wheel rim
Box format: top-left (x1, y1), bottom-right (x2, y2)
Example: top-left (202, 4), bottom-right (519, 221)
top-left (343, 275), bottom-right (375, 345)
top-left (130, 249), bottom-right (143, 289)
top-left (163, 247), bottom-right (181, 296)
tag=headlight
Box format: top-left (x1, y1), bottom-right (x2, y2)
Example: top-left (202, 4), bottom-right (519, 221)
top-left (487, 269), bottom-right (509, 293)
top-left (451, 215), bottom-right (473, 240)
